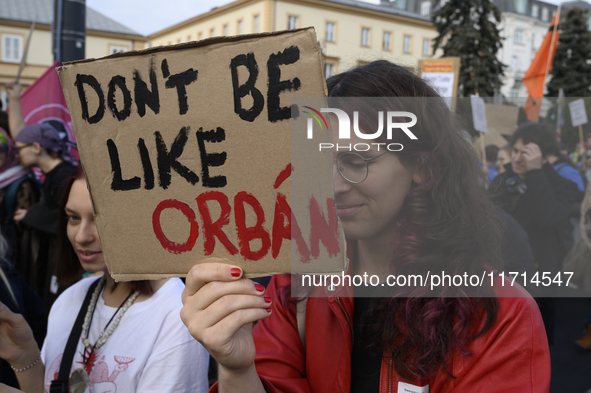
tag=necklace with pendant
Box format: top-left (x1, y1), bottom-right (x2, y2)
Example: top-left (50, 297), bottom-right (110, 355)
top-left (69, 276), bottom-right (141, 393)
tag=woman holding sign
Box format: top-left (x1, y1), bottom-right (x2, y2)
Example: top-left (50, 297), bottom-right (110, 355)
top-left (181, 61), bottom-right (550, 392)
top-left (0, 167), bottom-right (209, 393)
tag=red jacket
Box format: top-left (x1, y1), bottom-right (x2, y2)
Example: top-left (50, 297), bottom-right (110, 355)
top-left (211, 274), bottom-right (551, 393)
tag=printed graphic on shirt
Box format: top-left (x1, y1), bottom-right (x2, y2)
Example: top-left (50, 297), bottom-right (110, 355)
top-left (44, 351), bottom-right (135, 393)
top-left (45, 353), bottom-right (63, 391)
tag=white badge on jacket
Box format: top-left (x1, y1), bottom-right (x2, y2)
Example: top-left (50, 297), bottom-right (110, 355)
top-left (398, 381), bottom-right (429, 393)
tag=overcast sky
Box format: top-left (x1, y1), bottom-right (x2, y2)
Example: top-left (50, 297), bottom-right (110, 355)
top-left (86, 0), bottom-right (562, 37)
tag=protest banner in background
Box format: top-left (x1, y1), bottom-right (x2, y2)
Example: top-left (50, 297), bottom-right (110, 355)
top-left (569, 98), bottom-right (589, 144)
top-left (418, 57), bottom-right (459, 111)
top-left (58, 28), bottom-right (346, 280)
top-left (21, 60), bottom-right (79, 161)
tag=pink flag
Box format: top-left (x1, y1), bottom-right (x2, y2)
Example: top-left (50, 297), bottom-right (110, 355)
top-left (20, 60), bottom-right (78, 160)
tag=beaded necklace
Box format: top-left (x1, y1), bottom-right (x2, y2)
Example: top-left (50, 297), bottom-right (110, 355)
top-left (81, 276), bottom-right (141, 358)
top-left (70, 276), bottom-right (141, 393)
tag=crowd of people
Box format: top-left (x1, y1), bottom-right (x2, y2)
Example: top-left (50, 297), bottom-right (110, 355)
top-left (0, 60), bottom-right (588, 392)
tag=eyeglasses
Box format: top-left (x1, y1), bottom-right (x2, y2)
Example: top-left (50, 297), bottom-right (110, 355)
top-left (334, 152), bottom-right (388, 184)
top-left (14, 144), bottom-right (33, 153)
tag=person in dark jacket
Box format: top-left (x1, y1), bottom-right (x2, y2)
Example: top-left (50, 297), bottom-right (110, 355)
top-left (13, 123), bottom-right (77, 232)
top-left (490, 123), bottom-right (578, 344)
top-left (499, 210), bottom-right (539, 295)
top-left (12, 123), bottom-right (77, 308)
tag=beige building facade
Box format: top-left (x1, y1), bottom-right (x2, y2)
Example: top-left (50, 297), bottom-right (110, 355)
top-left (149, 0), bottom-right (438, 77)
top-left (0, 0), bottom-right (147, 106)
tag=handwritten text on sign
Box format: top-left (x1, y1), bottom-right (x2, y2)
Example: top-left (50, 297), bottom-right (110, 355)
top-left (58, 29), bottom-right (345, 279)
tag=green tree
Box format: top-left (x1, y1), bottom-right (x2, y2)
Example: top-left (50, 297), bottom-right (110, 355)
top-left (432, 0), bottom-right (506, 97)
top-left (546, 8), bottom-right (591, 97)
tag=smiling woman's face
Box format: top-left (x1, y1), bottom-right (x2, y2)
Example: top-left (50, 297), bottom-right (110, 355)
top-left (332, 130), bottom-right (420, 243)
top-left (65, 178), bottom-right (105, 273)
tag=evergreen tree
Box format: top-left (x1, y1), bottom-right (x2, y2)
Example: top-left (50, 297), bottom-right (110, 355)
top-left (546, 8), bottom-right (591, 97)
top-left (431, 0), bottom-right (506, 97)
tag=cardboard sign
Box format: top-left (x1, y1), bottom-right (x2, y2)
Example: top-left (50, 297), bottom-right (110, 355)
top-left (421, 72), bottom-right (455, 96)
top-left (470, 95), bottom-right (488, 133)
top-left (569, 98), bottom-right (588, 127)
top-left (58, 28), bottom-right (346, 280)
top-left (418, 58), bottom-right (460, 111)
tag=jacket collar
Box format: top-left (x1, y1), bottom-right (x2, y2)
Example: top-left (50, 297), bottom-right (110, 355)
top-left (323, 241), bottom-right (354, 298)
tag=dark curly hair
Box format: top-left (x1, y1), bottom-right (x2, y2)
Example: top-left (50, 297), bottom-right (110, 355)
top-left (325, 60), bottom-right (502, 380)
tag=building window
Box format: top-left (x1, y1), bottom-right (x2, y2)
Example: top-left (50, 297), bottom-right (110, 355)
top-left (288, 15), bottom-right (298, 30)
top-left (514, 29), bottom-right (524, 44)
top-left (541, 7), bottom-right (548, 21)
top-left (187, 35), bottom-right (192, 41)
top-left (2, 34), bottom-right (22, 63)
top-left (403, 35), bottom-right (411, 53)
top-left (324, 58), bottom-right (338, 78)
top-left (324, 63), bottom-right (334, 78)
top-left (397, 0), bottom-right (407, 10)
top-left (510, 86), bottom-right (518, 98)
top-left (198, 32), bottom-right (203, 40)
top-left (223, 25), bottom-right (228, 36)
top-left (420, 1), bottom-right (431, 16)
top-left (237, 20), bottom-right (243, 35)
top-left (511, 55), bottom-right (520, 71)
top-left (422, 38), bottom-right (430, 56)
top-left (361, 27), bottom-right (370, 47)
top-left (510, 80), bottom-right (522, 97)
top-left (210, 28), bottom-right (215, 37)
top-left (109, 45), bottom-right (127, 54)
top-left (514, 0), bottom-right (527, 14)
top-left (532, 4), bottom-right (539, 18)
top-left (383, 31), bottom-right (391, 50)
top-left (325, 22), bottom-right (335, 42)
top-left (253, 15), bottom-right (260, 33)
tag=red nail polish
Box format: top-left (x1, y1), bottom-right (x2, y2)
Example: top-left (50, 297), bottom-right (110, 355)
top-left (255, 283), bottom-right (265, 292)
top-left (266, 308), bottom-right (272, 313)
top-left (230, 268), bottom-right (241, 277)
top-left (264, 296), bottom-right (272, 304)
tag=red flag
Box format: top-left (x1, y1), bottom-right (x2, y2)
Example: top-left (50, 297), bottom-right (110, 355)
top-left (523, 9), bottom-right (560, 122)
top-left (20, 60), bottom-right (79, 160)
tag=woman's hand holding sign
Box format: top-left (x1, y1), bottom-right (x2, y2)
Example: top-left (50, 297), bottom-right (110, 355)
top-left (181, 260), bottom-right (268, 393)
